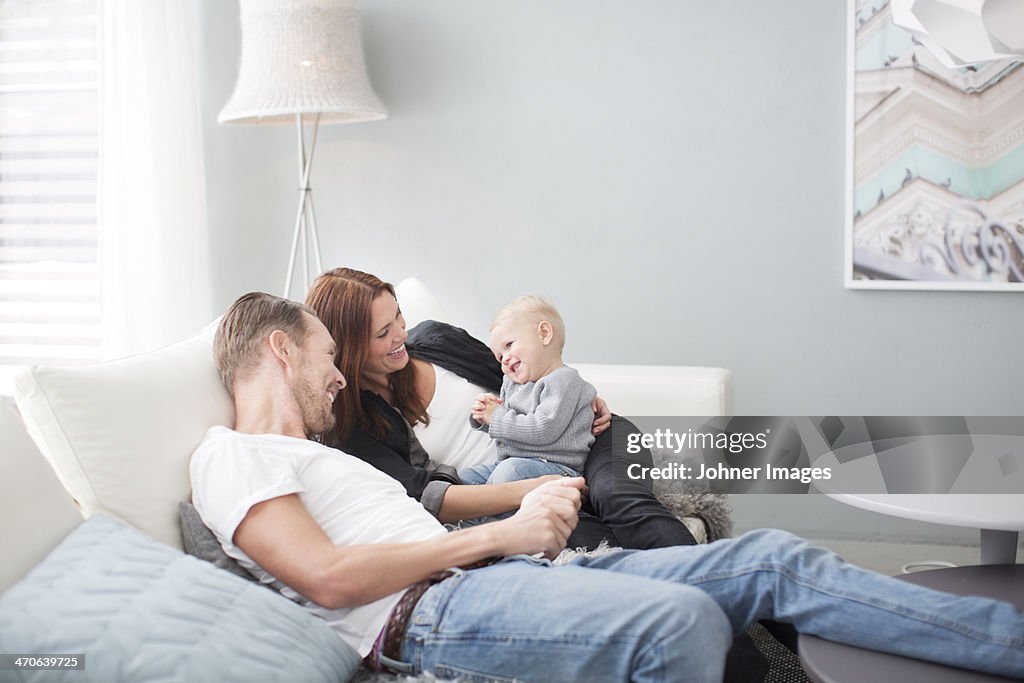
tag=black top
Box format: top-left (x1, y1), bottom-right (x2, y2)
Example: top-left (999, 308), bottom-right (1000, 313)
top-left (406, 320), bottom-right (503, 393)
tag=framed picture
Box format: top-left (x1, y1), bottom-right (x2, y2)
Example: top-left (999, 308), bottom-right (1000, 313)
top-left (845, 0), bottom-right (1024, 290)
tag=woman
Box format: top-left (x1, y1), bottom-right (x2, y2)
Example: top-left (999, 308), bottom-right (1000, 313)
top-left (306, 267), bottom-right (700, 550)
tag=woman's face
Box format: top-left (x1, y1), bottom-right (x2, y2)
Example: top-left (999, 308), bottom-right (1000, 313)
top-left (362, 291), bottom-right (409, 380)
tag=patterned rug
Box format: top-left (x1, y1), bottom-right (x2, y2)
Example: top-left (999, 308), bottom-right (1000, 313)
top-left (749, 623), bottom-right (812, 683)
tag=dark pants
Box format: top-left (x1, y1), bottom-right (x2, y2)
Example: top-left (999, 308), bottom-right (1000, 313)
top-left (567, 415), bottom-right (698, 550)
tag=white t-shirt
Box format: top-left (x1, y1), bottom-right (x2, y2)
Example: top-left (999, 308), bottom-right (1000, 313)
top-left (189, 425), bottom-right (447, 656)
top-left (413, 363), bottom-right (498, 470)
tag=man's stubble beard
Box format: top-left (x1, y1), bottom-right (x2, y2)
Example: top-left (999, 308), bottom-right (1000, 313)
top-left (296, 376), bottom-right (336, 436)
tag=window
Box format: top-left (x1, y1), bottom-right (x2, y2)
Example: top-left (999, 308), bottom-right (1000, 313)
top-left (0, 0), bottom-right (99, 391)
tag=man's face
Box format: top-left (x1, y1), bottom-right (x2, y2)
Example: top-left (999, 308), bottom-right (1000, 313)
top-left (292, 314), bottom-right (346, 435)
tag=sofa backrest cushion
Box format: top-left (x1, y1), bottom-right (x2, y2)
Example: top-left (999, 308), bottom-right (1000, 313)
top-left (570, 364), bottom-right (733, 417)
top-left (13, 324), bottom-right (234, 550)
top-left (0, 514), bottom-right (361, 682)
top-left (0, 396), bottom-right (82, 593)
top-left (395, 280), bottom-right (733, 418)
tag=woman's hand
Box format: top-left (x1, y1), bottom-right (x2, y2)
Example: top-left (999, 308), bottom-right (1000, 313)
top-left (509, 474), bottom-right (589, 504)
top-left (511, 474), bottom-right (563, 497)
top-left (591, 396), bottom-right (611, 436)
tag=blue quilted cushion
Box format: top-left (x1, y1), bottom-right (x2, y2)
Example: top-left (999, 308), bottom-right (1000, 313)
top-left (0, 515), bottom-right (360, 682)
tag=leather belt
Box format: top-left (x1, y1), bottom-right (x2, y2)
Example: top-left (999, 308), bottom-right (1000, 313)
top-left (364, 557), bottom-right (499, 672)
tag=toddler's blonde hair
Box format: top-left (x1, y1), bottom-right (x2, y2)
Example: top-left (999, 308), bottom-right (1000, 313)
top-left (491, 295), bottom-right (566, 353)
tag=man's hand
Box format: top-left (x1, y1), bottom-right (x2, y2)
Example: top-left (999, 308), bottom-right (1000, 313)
top-left (491, 477), bottom-right (584, 559)
top-left (591, 396), bottom-right (611, 436)
top-left (471, 393), bottom-right (502, 425)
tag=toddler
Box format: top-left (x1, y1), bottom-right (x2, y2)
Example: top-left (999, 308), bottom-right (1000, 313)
top-left (463, 296), bottom-right (597, 485)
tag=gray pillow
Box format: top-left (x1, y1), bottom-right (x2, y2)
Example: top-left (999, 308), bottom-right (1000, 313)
top-left (0, 514), bottom-right (360, 683)
top-left (178, 501), bottom-right (255, 582)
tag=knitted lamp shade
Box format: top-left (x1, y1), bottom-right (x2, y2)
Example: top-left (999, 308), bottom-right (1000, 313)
top-left (218, 0), bottom-right (387, 125)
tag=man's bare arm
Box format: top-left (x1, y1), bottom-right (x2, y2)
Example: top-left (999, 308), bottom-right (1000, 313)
top-left (233, 478), bottom-right (584, 610)
top-left (436, 476), bottom-right (562, 523)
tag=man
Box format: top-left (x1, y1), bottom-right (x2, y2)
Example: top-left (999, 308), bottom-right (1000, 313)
top-left (190, 292), bottom-right (1024, 682)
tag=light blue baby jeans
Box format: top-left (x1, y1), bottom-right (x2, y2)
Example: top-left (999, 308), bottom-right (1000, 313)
top-left (458, 458), bottom-right (583, 523)
top-left (384, 529), bottom-right (1024, 682)
top-left (459, 457), bottom-right (582, 485)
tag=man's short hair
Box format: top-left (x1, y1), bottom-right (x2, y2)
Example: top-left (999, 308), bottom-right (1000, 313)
top-left (214, 292), bottom-right (317, 397)
top-left (491, 295), bottom-right (566, 353)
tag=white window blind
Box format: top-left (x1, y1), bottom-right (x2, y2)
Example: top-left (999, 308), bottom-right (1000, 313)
top-left (0, 0), bottom-right (98, 383)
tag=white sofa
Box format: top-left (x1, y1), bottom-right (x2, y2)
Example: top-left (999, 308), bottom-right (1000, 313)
top-left (0, 278), bottom-right (733, 681)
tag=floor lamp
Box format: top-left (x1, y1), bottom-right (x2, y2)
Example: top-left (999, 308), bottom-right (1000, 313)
top-left (218, 0), bottom-right (387, 299)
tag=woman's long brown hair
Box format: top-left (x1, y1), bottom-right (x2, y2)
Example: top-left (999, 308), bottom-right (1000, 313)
top-left (305, 267), bottom-right (429, 445)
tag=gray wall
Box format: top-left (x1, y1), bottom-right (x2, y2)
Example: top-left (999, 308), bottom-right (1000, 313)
top-left (196, 0), bottom-right (1022, 548)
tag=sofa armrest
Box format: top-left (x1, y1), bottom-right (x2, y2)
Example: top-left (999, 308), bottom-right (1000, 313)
top-left (570, 364), bottom-right (732, 417)
top-left (0, 397), bottom-right (81, 593)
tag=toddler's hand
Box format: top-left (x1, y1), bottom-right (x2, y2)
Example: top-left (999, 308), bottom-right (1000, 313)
top-left (476, 392), bottom-right (501, 406)
top-left (471, 393), bottom-right (502, 425)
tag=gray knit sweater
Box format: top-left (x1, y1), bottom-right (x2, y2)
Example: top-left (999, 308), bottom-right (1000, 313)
top-left (471, 365), bottom-right (597, 470)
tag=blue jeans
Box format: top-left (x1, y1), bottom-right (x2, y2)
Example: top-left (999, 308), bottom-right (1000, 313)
top-left (388, 529), bottom-right (1024, 682)
top-left (459, 457), bottom-right (581, 485)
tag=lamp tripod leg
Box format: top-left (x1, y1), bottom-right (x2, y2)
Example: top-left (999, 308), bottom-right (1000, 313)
top-left (283, 191), bottom-right (307, 299)
top-left (306, 190), bottom-right (324, 275)
top-left (284, 113), bottom-right (322, 299)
